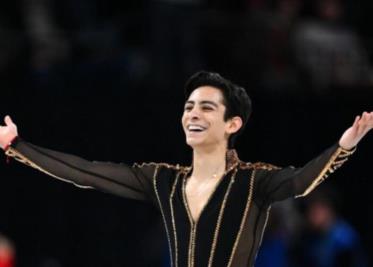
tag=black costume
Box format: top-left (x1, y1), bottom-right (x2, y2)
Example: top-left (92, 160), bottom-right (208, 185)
top-left (5, 138), bottom-right (355, 267)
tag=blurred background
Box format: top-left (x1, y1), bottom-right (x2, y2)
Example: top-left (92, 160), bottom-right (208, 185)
top-left (0, 0), bottom-right (372, 266)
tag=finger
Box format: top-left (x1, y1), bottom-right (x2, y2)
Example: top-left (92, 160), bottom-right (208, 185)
top-left (368, 112), bottom-right (373, 128)
top-left (359, 112), bottom-right (369, 126)
top-left (357, 114), bottom-right (366, 133)
top-left (352, 115), bottom-right (360, 128)
top-left (357, 118), bottom-right (368, 136)
top-left (364, 112), bottom-right (372, 126)
top-left (4, 115), bottom-right (14, 126)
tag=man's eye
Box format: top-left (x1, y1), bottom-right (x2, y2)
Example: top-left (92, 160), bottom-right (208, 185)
top-left (202, 106), bottom-right (213, 111)
top-left (184, 106), bottom-right (192, 111)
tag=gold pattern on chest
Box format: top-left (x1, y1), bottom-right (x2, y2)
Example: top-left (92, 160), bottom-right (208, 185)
top-left (184, 174), bottom-right (224, 222)
top-left (182, 149), bottom-right (241, 223)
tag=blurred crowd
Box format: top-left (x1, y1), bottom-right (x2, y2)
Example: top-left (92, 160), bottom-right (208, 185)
top-left (0, 0), bottom-right (372, 94)
top-left (255, 186), bottom-right (369, 267)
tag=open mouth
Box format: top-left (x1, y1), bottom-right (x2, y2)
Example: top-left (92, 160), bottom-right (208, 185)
top-left (187, 124), bottom-right (207, 132)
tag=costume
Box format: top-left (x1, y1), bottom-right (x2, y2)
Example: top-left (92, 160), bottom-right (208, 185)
top-left (5, 137), bottom-right (355, 267)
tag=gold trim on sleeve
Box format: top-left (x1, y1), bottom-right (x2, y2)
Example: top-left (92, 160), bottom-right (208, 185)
top-left (5, 147), bottom-right (93, 189)
top-left (339, 146), bottom-right (357, 156)
top-left (296, 145), bottom-right (355, 198)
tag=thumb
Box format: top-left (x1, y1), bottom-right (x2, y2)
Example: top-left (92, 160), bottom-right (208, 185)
top-left (4, 115), bottom-right (14, 126)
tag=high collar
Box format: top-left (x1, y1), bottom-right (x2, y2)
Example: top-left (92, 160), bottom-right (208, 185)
top-left (226, 149), bottom-right (240, 172)
top-left (185, 149), bottom-right (240, 175)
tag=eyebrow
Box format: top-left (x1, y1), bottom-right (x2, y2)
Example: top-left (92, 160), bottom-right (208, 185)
top-left (185, 100), bottom-right (219, 108)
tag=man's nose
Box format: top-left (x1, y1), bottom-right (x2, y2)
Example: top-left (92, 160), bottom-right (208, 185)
top-left (189, 108), bottom-right (201, 120)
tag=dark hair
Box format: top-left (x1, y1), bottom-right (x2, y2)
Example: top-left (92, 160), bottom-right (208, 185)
top-left (184, 71), bottom-right (252, 148)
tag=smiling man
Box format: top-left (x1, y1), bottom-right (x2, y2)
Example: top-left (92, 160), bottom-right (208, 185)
top-left (0, 71), bottom-right (372, 267)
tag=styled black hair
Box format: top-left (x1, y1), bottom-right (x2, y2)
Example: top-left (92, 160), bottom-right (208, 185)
top-left (184, 71), bottom-right (252, 148)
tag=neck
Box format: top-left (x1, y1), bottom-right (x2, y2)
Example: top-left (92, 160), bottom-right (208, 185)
top-left (191, 144), bottom-right (228, 181)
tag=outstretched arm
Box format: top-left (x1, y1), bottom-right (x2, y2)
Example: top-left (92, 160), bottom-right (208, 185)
top-left (256, 111), bottom-right (373, 204)
top-left (0, 115), bottom-right (159, 205)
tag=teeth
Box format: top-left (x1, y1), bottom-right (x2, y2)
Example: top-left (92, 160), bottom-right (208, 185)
top-left (188, 125), bottom-right (205, 131)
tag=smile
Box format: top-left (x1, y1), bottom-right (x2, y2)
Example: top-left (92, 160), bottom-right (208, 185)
top-left (187, 124), bottom-right (207, 132)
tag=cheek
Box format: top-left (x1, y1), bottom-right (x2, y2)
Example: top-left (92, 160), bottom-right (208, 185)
top-left (211, 120), bottom-right (227, 134)
top-left (181, 113), bottom-right (187, 126)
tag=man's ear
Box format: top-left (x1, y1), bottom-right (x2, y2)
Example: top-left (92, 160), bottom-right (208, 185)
top-left (226, 116), bottom-right (243, 134)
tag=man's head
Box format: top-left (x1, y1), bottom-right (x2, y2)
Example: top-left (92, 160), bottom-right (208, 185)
top-left (182, 71), bottom-right (252, 149)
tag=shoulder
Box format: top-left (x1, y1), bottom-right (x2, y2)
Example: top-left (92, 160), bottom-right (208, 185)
top-left (133, 162), bottom-right (191, 173)
top-left (251, 162), bottom-right (282, 171)
top-left (239, 161), bottom-right (282, 171)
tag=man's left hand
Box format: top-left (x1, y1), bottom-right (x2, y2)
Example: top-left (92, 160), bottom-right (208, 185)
top-left (339, 111), bottom-right (373, 149)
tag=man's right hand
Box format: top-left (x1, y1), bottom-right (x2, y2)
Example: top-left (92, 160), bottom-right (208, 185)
top-left (0, 115), bottom-right (18, 150)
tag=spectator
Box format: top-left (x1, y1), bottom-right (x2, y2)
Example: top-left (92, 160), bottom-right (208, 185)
top-left (255, 199), bottom-right (302, 267)
top-left (295, 188), bottom-right (368, 267)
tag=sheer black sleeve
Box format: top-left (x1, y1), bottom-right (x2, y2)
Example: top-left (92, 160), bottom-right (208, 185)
top-left (5, 137), bottom-right (158, 205)
top-left (255, 143), bottom-right (356, 205)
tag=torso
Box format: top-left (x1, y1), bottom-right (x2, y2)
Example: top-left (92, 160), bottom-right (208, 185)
top-left (153, 153), bottom-right (284, 267)
top-left (184, 175), bottom-right (224, 222)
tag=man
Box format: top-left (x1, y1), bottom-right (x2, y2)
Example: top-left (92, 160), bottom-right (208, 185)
top-left (0, 71), bottom-right (372, 267)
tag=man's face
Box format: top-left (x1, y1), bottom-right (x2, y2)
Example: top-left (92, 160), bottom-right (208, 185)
top-left (182, 86), bottom-right (232, 149)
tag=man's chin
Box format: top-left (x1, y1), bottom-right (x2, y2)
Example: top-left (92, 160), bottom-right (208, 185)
top-left (186, 139), bottom-right (214, 150)
top-left (186, 139), bottom-right (203, 148)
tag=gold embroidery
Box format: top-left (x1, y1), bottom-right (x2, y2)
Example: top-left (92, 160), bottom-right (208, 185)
top-left (190, 226), bottom-right (196, 267)
top-left (296, 146), bottom-right (355, 198)
top-left (226, 149), bottom-right (240, 170)
top-left (339, 146), bottom-right (357, 156)
top-left (182, 164), bottom-right (239, 267)
top-left (6, 147), bottom-right (93, 189)
top-left (252, 162), bottom-right (281, 171)
top-left (239, 162), bottom-right (253, 170)
top-left (207, 168), bottom-right (237, 267)
top-left (169, 172), bottom-right (181, 267)
top-left (182, 173), bottom-right (194, 267)
top-left (239, 161), bottom-right (281, 171)
top-left (227, 169), bottom-right (256, 267)
top-left (153, 165), bottom-right (174, 267)
top-left (256, 206), bottom-right (271, 255)
top-left (133, 162), bottom-right (182, 170)
top-left (333, 158), bottom-right (348, 166)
